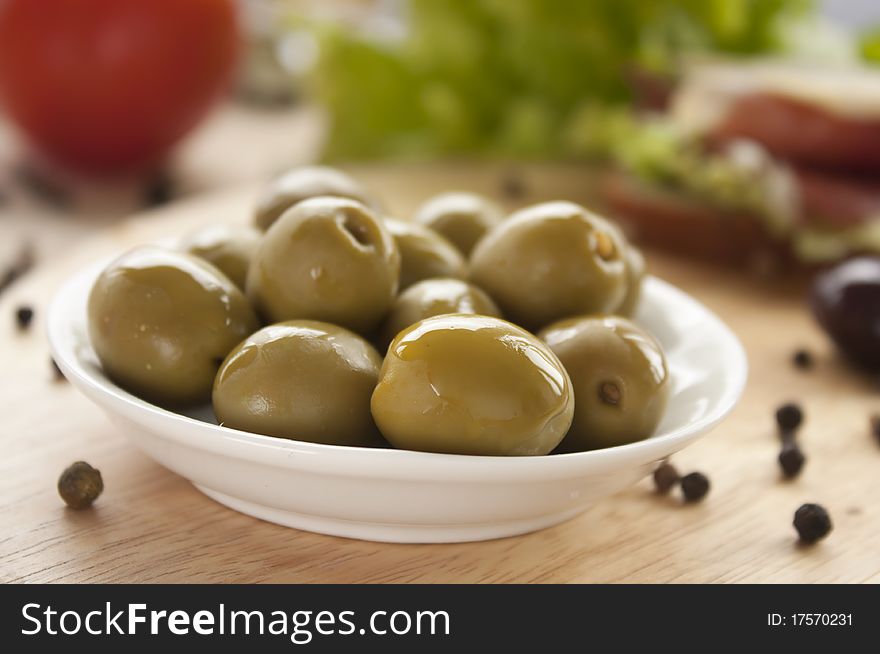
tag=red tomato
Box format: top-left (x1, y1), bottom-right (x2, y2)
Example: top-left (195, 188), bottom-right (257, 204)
top-left (0, 0), bottom-right (238, 175)
top-left (710, 93), bottom-right (880, 172)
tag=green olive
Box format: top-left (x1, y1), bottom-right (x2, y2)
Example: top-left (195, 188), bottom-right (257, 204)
top-left (254, 166), bottom-right (380, 231)
top-left (213, 320), bottom-right (382, 446)
top-left (617, 245), bottom-right (645, 317)
top-left (181, 224), bottom-right (262, 290)
top-left (538, 315), bottom-right (670, 452)
top-left (246, 197), bottom-right (400, 334)
top-left (380, 278), bottom-right (502, 348)
top-left (371, 314), bottom-right (574, 456)
top-left (384, 218), bottom-right (467, 290)
top-left (88, 246), bottom-right (259, 407)
top-left (413, 192), bottom-right (503, 256)
top-left (470, 201), bottom-right (628, 330)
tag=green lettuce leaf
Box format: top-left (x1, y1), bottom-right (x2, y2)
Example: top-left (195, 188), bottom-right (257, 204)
top-left (310, 0), bottom-right (816, 160)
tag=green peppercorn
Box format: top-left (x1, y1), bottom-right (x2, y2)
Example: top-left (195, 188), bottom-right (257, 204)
top-left (58, 461), bottom-right (103, 509)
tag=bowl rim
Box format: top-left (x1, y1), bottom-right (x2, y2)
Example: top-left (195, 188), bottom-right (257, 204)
top-left (48, 260), bottom-right (748, 483)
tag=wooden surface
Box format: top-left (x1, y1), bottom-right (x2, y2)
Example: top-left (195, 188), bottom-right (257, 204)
top-left (1, 163), bottom-right (879, 584)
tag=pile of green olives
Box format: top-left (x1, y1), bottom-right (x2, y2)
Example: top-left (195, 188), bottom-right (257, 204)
top-left (87, 165), bottom-right (670, 457)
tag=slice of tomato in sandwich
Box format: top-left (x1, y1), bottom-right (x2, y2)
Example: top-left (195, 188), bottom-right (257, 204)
top-left (602, 164), bottom-right (880, 235)
top-left (598, 170), bottom-right (780, 265)
top-left (794, 167), bottom-right (880, 229)
top-left (709, 93), bottom-right (880, 172)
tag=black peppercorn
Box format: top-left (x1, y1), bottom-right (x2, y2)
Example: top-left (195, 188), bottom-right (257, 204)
top-left (0, 242), bottom-right (35, 295)
top-left (14, 163), bottom-right (71, 208)
top-left (870, 414), bottom-right (880, 447)
top-left (51, 357), bottom-right (65, 382)
top-left (15, 305), bottom-right (34, 331)
top-left (499, 171), bottom-right (526, 200)
top-left (778, 440), bottom-right (806, 479)
top-left (0, 267), bottom-right (16, 293)
top-left (143, 171), bottom-right (175, 208)
top-left (792, 349), bottom-right (813, 370)
top-left (680, 472), bottom-right (710, 502)
top-left (793, 503), bottom-right (832, 544)
top-left (653, 461), bottom-right (680, 494)
top-left (775, 402), bottom-right (803, 436)
top-left (58, 461), bottom-right (103, 509)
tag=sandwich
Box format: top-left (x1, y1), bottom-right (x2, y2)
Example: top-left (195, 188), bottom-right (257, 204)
top-left (599, 59), bottom-right (880, 269)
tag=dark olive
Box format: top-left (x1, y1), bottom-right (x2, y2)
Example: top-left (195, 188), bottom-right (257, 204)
top-left (811, 256), bottom-right (880, 371)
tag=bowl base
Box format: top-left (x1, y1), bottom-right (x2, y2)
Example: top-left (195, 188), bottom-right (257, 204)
top-left (195, 484), bottom-right (587, 543)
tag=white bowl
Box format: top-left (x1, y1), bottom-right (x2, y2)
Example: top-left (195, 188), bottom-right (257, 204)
top-left (48, 260), bottom-right (747, 543)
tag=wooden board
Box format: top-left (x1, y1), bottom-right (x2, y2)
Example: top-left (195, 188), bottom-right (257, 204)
top-left (1, 163), bottom-right (878, 583)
